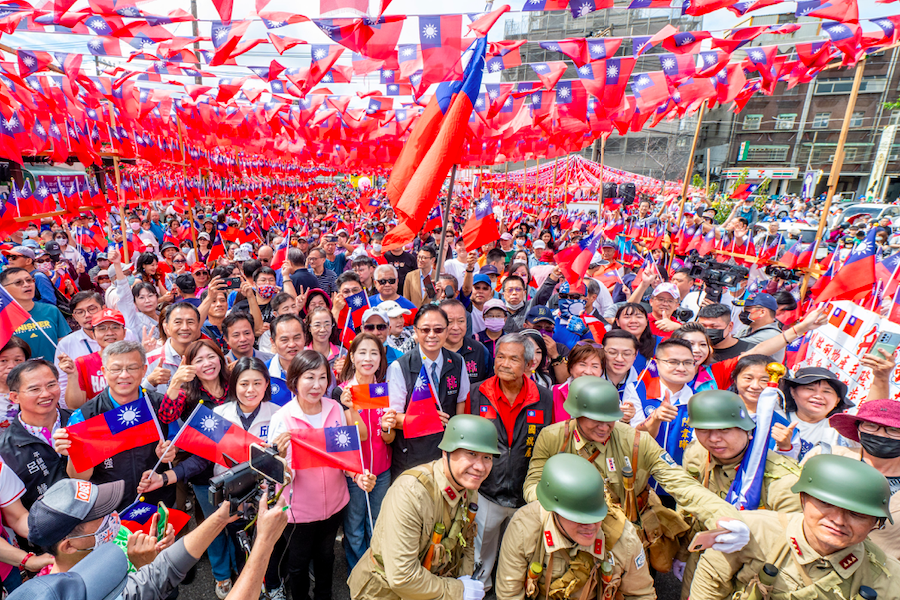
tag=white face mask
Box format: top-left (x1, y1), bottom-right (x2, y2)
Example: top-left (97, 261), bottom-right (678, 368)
top-left (99, 281), bottom-right (111, 289)
top-left (130, 222), bottom-right (140, 231)
top-left (372, 244), bottom-right (382, 253)
top-left (24, 229), bottom-right (37, 238)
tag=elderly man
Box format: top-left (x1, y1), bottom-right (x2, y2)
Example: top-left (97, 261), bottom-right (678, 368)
top-left (441, 299), bottom-right (491, 387)
top-left (144, 303), bottom-right (202, 394)
top-left (306, 247), bottom-right (338, 296)
top-left (370, 264), bottom-right (417, 320)
top-left (55, 340), bottom-right (174, 512)
top-left (468, 332), bottom-right (552, 592)
top-left (1, 268), bottom-right (70, 362)
top-left (223, 311), bottom-right (272, 363)
top-left (690, 455), bottom-right (900, 600)
top-left (0, 360), bottom-right (72, 508)
top-left (257, 244), bottom-right (274, 267)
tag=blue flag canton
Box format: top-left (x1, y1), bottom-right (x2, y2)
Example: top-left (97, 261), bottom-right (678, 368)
top-left (103, 398), bottom-right (153, 435)
top-left (189, 405), bottom-right (230, 443)
top-left (0, 286), bottom-right (15, 311)
top-left (120, 501), bottom-right (156, 524)
top-left (474, 194), bottom-right (494, 220)
top-left (346, 290), bottom-right (368, 312)
top-left (324, 426), bottom-right (360, 453)
top-left (370, 383), bottom-right (388, 399)
top-left (270, 376), bottom-right (293, 406)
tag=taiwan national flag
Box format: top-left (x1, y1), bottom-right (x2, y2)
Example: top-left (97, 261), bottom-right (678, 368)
top-left (350, 383), bottom-right (390, 410)
top-left (269, 376), bottom-right (293, 406)
top-left (270, 236), bottom-right (289, 270)
top-left (556, 224), bottom-right (604, 285)
top-left (120, 501), bottom-right (191, 536)
top-left (404, 365), bottom-right (444, 439)
top-left (814, 229), bottom-right (877, 304)
top-left (175, 404), bottom-right (264, 467)
top-left (344, 289), bottom-right (369, 328)
top-left (0, 285), bottom-right (30, 348)
top-left (526, 409), bottom-right (544, 424)
top-left (462, 193), bottom-right (501, 252)
top-left (290, 424), bottom-right (363, 472)
top-left (66, 397), bottom-right (161, 472)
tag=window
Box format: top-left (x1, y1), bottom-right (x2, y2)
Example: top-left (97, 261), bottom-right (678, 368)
top-left (775, 114), bottom-right (796, 130)
top-left (747, 145), bottom-right (790, 161)
top-left (676, 136), bottom-right (689, 148)
top-left (626, 137), bottom-right (646, 154)
top-left (849, 112), bottom-right (865, 128)
top-left (812, 113), bottom-right (830, 129)
top-left (891, 111), bottom-right (900, 126)
top-left (743, 114), bottom-right (762, 130)
top-left (815, 77), bottom-right (887, 95)
top-left (844, 147), bottom-right (858, 161)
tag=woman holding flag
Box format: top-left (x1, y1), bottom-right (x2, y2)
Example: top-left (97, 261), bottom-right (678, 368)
top-left (334, 333), bottom-right (396, 569)
top-left (270, 350), bottom-right (375, 600)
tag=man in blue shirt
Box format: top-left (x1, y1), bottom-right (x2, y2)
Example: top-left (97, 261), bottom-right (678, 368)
top-left (1, 268), bottom-right (70, 362)
top-left (2, 246), bottom-right (57, 306)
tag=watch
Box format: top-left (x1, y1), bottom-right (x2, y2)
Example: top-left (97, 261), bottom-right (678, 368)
top-left (161, 472), bottom-right (169, 487)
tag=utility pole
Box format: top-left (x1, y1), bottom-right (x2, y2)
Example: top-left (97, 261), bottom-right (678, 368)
top-left (191, 0), bottom-right (201, 85)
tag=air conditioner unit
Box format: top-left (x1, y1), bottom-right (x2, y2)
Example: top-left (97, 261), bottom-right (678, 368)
top-left (890, 154), bottom-right (900, 161)
top-left (712, 166), bottom-right (722, 175)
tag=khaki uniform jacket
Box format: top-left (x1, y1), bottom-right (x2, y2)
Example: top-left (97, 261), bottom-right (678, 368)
top-left (803, 444), bottom-right (900, 561)
top-left (495, 502), bottom-right (655, 600)
top-left (689, 511), bottom-right (900, 600)
top-left (347, 459), bottom-right (475, 600)
top-left (678, 440), bottom-right (802, 600)
top-left (523, 420), bottom-right (740, 530)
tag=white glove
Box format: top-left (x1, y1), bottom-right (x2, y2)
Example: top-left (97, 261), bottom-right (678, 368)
top-left (712, 519), bottom-right (751, 553)
top-left (458, 575), bottom-right (485, 600)
top-left (672, 559), bottom-right (685, 581)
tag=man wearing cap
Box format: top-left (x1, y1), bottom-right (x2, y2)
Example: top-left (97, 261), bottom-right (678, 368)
top-left (734, 293), bottom-right (783, 360)
top-left (441, 299), bottom-right (491, 387)
top-left (501, 270), bottom-right (556, 334)
top-left (348, 414), bottom-right (498, 600)
top-left (362, 307), bottom-right (403, 365)
top-left (23, 478), bottom-right (241, 600)
top-left (0, 268), bottom-right (71, 363)
top-left (87, 252), bottom-right (111, 282)
top-left (496, 454), bottom-right (654, 600)
top-left (690, 454), bottom-right (900, 600)
top-left (629, 271), bottom-right (683, 339)
top-left (3, 246), bottom-right (57, 306)
top-left (463, 273), bottom-right (495, 335)
top-left (57, 309), bottom-right (127, 409)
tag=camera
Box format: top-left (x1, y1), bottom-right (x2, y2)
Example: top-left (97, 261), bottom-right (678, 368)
top-left (671, 307), bottom-right (694, 322)
top-left (764, 265), bottom-right (802, 283)
top-left (687, 251), bottom-right (749, 303)
top-left (209, 444), bottom-right (287, 518)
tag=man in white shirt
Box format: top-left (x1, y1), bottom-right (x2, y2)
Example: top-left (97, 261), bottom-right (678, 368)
top-left (442, 238), bottom-right (479, 288)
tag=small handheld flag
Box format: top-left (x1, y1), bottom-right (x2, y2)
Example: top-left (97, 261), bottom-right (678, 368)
top-left (350, 383), bottom-right (390, 410)
top-left (66, 397), bottom-right (161, 472)
top-left (290, 424), bottom-right (364, 472)
top-left (404, 365), bottom-right (444, 439)
top-left (174, 404), bottom-right (264, 467)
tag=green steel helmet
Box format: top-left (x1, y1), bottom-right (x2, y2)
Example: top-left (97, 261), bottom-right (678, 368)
top-left (562, 376), bottom-right (623, 422)
top-left (438, 415), bottom-right (500, 455)
top-left (687, 390), bottom-right (755, 431)
top-left (536, 453), bottom-right (608, 524)
top-left (792, 454), bottom-right (893, 522)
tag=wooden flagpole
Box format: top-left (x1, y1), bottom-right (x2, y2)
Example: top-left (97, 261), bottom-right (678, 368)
top-left (435, 165), bottom-right (457, 279)
top-left (107, 106), bottom-right (130, 264)
top-left (705, 148), bottom-right (711, 200)
top-left (176, 117), bottom-right (199, 253)
top-left (598, 138), bottom-right (606, 216)
top-left (672, 100), bottom-right (707, 260)
top-left (799, 60), bottom-right (866, 301)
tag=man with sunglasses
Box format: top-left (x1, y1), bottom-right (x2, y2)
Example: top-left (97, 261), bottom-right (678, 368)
top-left (2, 246), bottom-right (58, 306)
top-left (385, 304), bottom-right (470, 479)
top-left (370, 264), bottom-right (417, 324)
top-left (1, 268), bottom-right (70, 363)
top-left (360, 307), bottom-right (402, 365)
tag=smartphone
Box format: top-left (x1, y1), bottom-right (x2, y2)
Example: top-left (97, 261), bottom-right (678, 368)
top-left (249, 443), bottom-right (287, 485)
top-left (223, 277), bottom-right (241, 291)
top-left (156, 503), bottom-right (169, 541)
top-left (688, 528), bottom-right (728, 552)
top-left (869, 331), bottom-right (900, 359)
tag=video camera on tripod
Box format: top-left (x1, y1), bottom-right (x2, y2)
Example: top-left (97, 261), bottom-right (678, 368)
top-left (687, 251), bottom-right (749, 303)
top-left (209, 444), bottom-right (288, 519)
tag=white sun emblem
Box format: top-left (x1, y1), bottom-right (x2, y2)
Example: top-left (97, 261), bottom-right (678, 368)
top-left (578, 64), bottom-right (591, 75)
top-left (533, 64), bottom-right (547, 72)
top-left (877, 19), bottom-right (892, 29)
top-left (638, 76), bottom-right (650, 86)
top-left (89, 39), bottom-right (103, 50)
top-left (35, 122), bottom-right (45, 135)
top-left (477, 199), bottom-right (490, 213)
top-left (662, 58), bottom-right (675, 70)
top-left (37, 185), bottom-right (48, 197)
top-left (411, 73), bottom-right (421, 84)
top-left (558, 86), bottom-right (570, 98)
top-left (476, 97), bottom-right (484, 108)
top-left (422, 23), bottom-right (438, 39)
top-left (351, 296), bottom-right (363, 308)
top-left (383, 69), bottom-right (394, 79)
top-left (414, 375), bottom-right (429, 391)
top-left (679, 35), bottom-right (694, 45)
top-left (488, 88), bottom-right (499, 98)
top-left (333, 429), bottom-right (352, 448)
top-left (577, 2), bottom-right (593, 16)
top-left (607, 64), bottom-right (618, 77)
top-left (130, 505), bottom-right (152, 517)
top-left (4, 116), bottom-right (17, 130)
top-left (388, 84), bottom-right (398, 92)
top-left (118, 406), bottom-right (141, 426)
top-left (750, 50), bottom-right (765, 61)
top-left (88, 18), bottom-right (106, 31)
top-left (401, 46), bottom-right (415, 57)
top-left (828, 24), bottom-right (846, 34)
top-left (490, 61), bottom-right (502, 72)
top-left (705, 53), bottom-right (716, 65)
top-left (314, 48), bottom-right (326, 59)
top-left (121, 6), bottom-right (139, 16)
top-left (200, 415), bottom-right (219, 431)
top-left (22, 54), bottom-right (35, 67)
top-left (374, 385), bottom-right (386, 396)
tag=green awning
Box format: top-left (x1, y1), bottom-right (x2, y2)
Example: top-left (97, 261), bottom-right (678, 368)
top-left (21, 164), bottom-right (88, 187)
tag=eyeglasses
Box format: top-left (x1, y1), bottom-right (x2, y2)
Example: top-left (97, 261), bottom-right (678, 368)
top-left (376, 278), bottom-right (397, 285)
top-left (416, 326), bottom-right (446, 335)
top-left (93, 323), bottom-right (124, 333)
top-left (558, 293), bottom-right (583, 300)
top-left (652, 297), bottom-right (677, 305)
top-left (363, 323), bottom-right (388, 332)
top-left (656, 358), bottom-right (695, 368)
top-left (106, 365), bottom-right (143, 375)
top-left (605, 350), bottom-right (636, 359)
top-left (35, 257), bottom-right (52, 264)
top-left (6, 277), bottom-right (34, 287)
top-left (73, 305), bottom-right (102, 318)
top-left (310, 322), bottom-right (333, 330)
top-left (342, 288), bottom-right (363, 297)
top-left (532, 324), bottom-right (554, 334)
top-left (504, 287), bottom-right (525, 294)
top-left (173, 259), bottom-right (186, 264)
top-left (195, 271), bottom-right (209, 276)
top-left (859, 422), bottom-right (900, 439)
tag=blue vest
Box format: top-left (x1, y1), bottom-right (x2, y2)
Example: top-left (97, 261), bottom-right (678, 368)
top-left (642, 395), bottom-right (693, 497)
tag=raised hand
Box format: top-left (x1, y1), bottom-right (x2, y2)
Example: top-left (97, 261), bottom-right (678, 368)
top-left (771, 421), bottom-right (797, 452)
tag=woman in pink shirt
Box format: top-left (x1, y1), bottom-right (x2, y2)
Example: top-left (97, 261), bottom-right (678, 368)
top-left (334, 333), bottom-right (397, 569)
top-left (270, 350), bottom-right (375, 600)
top-left (551, 343), bottom-right (605, 422)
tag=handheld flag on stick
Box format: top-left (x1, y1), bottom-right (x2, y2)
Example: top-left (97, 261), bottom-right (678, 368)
top-left (66, 397), bottom-right (161, 473)
top-left (290, 423), bottom-right (364, 472)
top-left (120, 501), bottom-right (191, 536)
top-left (404, 365), bottom-right (444, 438)
top-left (0, 285), bottom-right (30, 348)
top-left (350, 383), bottom-right (391, 410)
top-left (174, 403), bottom-right (264, 467)
top-left (725, 379), bottom-right (780, 509)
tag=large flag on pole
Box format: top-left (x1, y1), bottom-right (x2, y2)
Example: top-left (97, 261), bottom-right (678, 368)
top-left (725, 384), bottom-right (779, 509)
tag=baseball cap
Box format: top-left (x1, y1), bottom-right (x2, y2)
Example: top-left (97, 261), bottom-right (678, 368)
top-left (91, 309), bottom-right (124, 328)
top-left (3, 246), bottom-right (35, 260)
top-left (28, 479), bottom-right (124, 549)
top-left (377, 300), bottom-right (411, 317)
top-left (526, 305), bottom-right (554, 324)
top-left (44, 241), bottom-right (62, 256)
top-left (532, 240), bottom-right (546, 251)
top-left (198, 232), bottom-right (210, 241)
top-left (483, 299), bottom-right (509, 314)
top-left (7, 542), bottom-right (128, 600)
top-left (540, 250), bottom-right (555, 263)
top-left (191, 262), bottom-right (209, 274)
top-left (479, 265), bottom-right (499, 276)
top-left (95, 252), bottom-right (109, 260)
top-left (600, 240), bottom-right (616, 249)
top-left (744, 293), bottom-right (777, 312)
top-left (651, 282), bottom-right (681, 300)
top-left (362, 307), bottom-right (388, 324)
top-left (500, 233), bottom-right (513, 241)
top-left (234, 248), bottom-right (251, 261)
top-left (472, 274), bottom-right (493, 287)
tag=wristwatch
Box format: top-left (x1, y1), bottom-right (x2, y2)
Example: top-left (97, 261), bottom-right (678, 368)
top-left (161, 472), bottom-right (169, 487)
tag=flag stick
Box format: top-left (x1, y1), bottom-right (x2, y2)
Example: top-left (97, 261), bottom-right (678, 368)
top-left (355, 424), bottom-right (374, 533)
top-left (435, 165), bottom-right (457, 281)
top-left (107, 105), bottom-right (130, 264)
top-left (672, 100), bottom-right (706, 263)
top-left (136, 401), bottom-right (204, 504)
top-left (142, 390), bottom-right (171, 470)
top-left (2, 283), bottom-right (62, 350)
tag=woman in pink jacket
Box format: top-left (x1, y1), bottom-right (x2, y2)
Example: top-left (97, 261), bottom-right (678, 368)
top-left (270, 349), bottom-right (375, 600)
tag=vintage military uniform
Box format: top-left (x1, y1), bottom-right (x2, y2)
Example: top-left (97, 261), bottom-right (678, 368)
top-left (496, 502), bottom-right (655, 600)
top-left (689, 511), bottom-right (900, 600)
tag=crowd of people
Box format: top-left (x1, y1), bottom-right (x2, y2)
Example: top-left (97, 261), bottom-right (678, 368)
top-left (0, 188), bottom-right (897, 600)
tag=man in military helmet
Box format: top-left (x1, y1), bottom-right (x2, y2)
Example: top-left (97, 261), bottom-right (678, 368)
top-left (524, 377), bottom-right (750, 572)
top-left (496, 453), bottom-right (655, 600)
top-left (690, 454), bottom-right (900, 600)
top-left (348, 414), bottom-right (500, 600)
top-left (677, 390), bottom-right (802, 598)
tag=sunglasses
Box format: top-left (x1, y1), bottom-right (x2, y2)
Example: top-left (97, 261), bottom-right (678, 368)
top-left (363, 323), bottom-right (388, 332)
top-left (376, 278), bottom-right (397, 285)
top-left (558, 293), bottom-right (583, 300)
top-left (416, 326), bottom-right (446, 335)
top-left (35, 257), bottom-right (52, 263)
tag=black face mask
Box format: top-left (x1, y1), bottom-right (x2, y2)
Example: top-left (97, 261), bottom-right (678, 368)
top-left (706, 327), bottom-right (726, 345)
top-left (738, 310), bottom-right (753, 326)
top-left (859, 432), bottom-right (900, 459)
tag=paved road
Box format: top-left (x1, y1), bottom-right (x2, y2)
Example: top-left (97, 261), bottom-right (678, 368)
top-left (178, 536), bottom-right (682, 599)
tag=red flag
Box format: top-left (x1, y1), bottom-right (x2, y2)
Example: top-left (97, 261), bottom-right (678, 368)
top-left (468, 5), bottom-right (510, 37)
top-left (291, 424), bottom-right (363, 472)
top-left (175, 404), bottom-right (264, 467)
top-left (404, 366), bottom-right (444, 438)
top-left (65, 398), bottom-right (161, 473)
top-left (350, 383), bottom-right (391, 410)
top-left (0, 286), bottom-right (30, 347)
